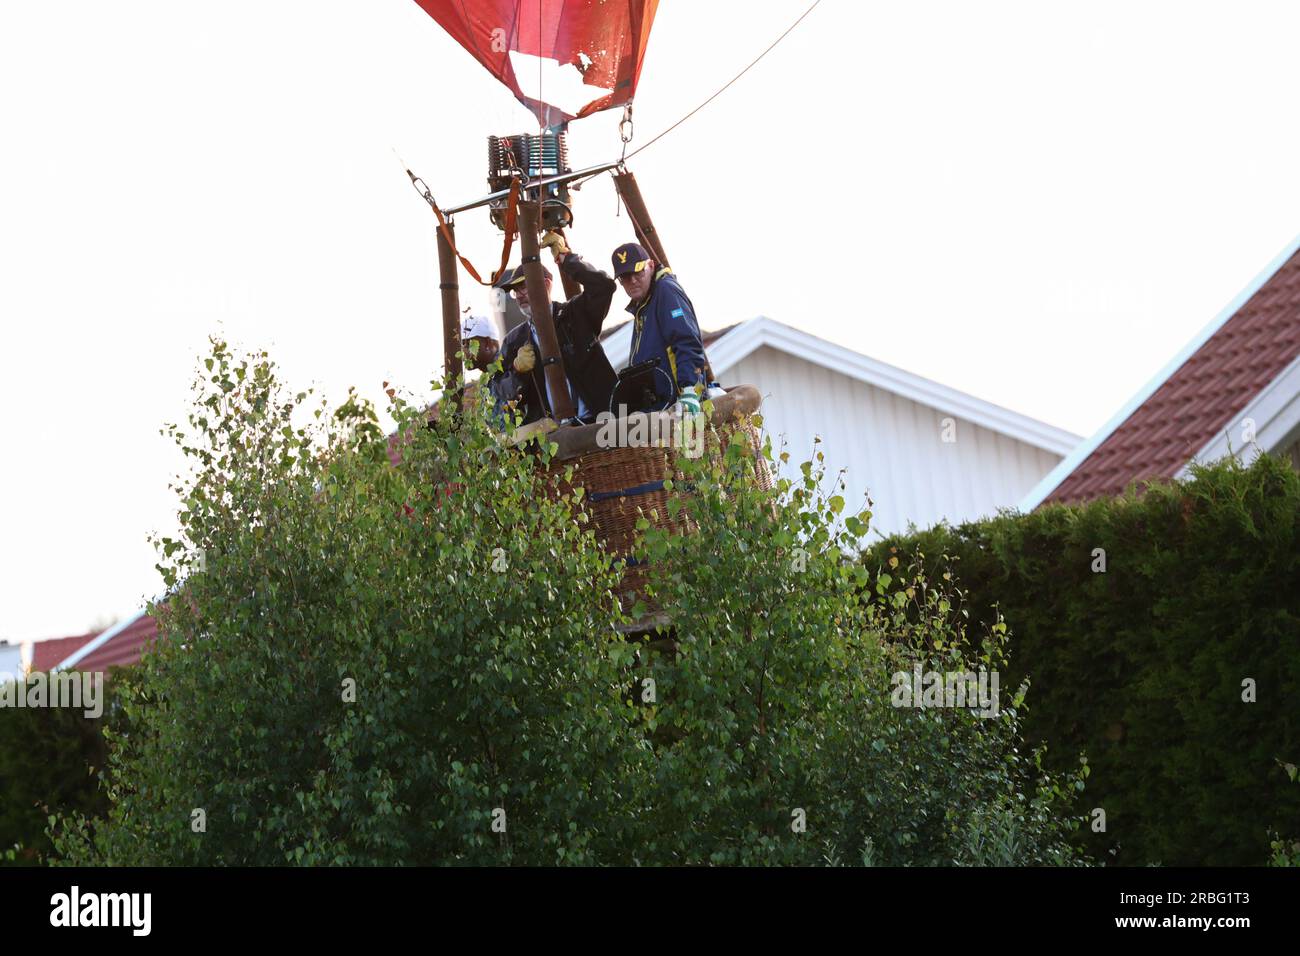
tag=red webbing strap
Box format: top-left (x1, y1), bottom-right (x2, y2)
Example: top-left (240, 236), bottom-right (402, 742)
top-left (430, 176), bottom-right (520, 286)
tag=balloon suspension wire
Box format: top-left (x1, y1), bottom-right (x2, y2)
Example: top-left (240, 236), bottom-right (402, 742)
top-left (538, 0), bottom-right (543, 137)
top-left (624, 0), bottom-right (822, 163)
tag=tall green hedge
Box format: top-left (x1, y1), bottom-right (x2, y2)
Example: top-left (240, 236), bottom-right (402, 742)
top-left (868, 453), bottom-right (1300, 866)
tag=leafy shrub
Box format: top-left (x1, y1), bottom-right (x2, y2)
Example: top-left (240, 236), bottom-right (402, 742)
top-left (624, 433), bottom-right (1087, 865)
top-left (52, 341), bottom-right (1087, 865)
top-left (1269, 761), bottom-right (1300, 866)
top-left (54, 342), bottom-right (644, 865)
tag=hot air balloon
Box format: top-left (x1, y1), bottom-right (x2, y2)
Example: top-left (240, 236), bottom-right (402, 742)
top-left (406, 0), bottom-right (670, 415)
top-left (412, 0), bottom-right (660, 128)
top-left (405, 1), bottom-right (770, 634)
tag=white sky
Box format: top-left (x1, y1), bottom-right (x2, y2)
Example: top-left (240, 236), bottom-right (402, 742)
top-left (3, 1), bottom-right (1300, 642)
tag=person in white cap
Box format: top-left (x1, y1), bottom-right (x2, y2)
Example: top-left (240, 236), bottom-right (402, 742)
top-left (456, 313), bottom-right (520, 423)
top-left (460, 313), bottom-right (500, 372)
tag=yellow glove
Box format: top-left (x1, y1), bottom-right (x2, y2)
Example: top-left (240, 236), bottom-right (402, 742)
top-left (513, 342), bottom-right (536, 373)
top-left (539, 230), bottom-right (569, 260)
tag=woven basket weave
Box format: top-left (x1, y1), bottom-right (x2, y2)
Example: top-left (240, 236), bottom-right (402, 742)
top-left (540, 388), bottom-right (769, 613)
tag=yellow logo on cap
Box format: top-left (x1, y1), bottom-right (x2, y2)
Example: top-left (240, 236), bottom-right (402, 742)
top-left (617, 251), bottom-right (628, 263)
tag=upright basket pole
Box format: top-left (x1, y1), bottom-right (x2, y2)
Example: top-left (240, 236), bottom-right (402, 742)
top-left (518, 201), bottom-right (575, 421)
top-left (613, 170), bottom-right (670, 269)
top-left (612, 169), bottom-right (718, 381)
top-left (436, 220), bottom-right (463, 409)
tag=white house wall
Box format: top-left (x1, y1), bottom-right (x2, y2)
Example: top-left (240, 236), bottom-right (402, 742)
top-left (725, 347), bottom-right (1064, 539)
top-left (0, 644), bottom-right (22, 682)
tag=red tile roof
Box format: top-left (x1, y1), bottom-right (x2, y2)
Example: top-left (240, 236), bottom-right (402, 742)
top-left (30, 634), bottom-right (97, 672)
top-left (1043, 245), bottom-right (1300, 505)
top-left (31, 613), bottom-right (158, 674)
top-left (76, 613), bottom-right (158, 672)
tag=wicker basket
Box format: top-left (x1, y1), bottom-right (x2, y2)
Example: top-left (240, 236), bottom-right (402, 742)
top-left (537, 386), bottom-right (769, 616)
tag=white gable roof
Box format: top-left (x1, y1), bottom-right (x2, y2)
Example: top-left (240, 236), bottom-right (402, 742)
top-left (605, 316), bottom-right (1079, 456)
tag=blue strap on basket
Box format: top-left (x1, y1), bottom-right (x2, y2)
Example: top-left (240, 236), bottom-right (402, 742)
top-left (588, 480), bottom-right (665, 503)
top-left (587, 480), bottom-right (695, 504)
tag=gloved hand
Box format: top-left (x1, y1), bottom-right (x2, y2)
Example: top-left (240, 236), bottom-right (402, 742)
top-left (674, 387), bottom-right (702, 416)
top-left (539, 230), bottom-right (569, 260)
top-left (513, 342), bottom-right (536, 373)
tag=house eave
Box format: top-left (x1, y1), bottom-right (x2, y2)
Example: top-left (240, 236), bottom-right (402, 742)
top-left (705, 316), bottom-right (1080, 456)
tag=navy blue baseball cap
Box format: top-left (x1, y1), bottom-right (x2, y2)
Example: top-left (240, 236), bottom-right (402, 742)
top-left (496, 263), bottom-right (553, 289)
top-left (611, 242), bottom-right (652, 278)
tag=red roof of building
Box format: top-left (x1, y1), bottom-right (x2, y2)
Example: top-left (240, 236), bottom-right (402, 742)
top-left (76, 613), bottom-right (158, 672)
top-left (31, 613), bottom-right (159, 674)
top-left (30, 634), bottom-right (97, 672)
top-left (1042, 243), bottom-right (1300, 505)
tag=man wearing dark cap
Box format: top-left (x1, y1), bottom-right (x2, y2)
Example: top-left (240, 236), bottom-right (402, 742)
top-left (611, 242), bottom-right (708, 414)
top-left (493, 231), bottom-right (618, 425)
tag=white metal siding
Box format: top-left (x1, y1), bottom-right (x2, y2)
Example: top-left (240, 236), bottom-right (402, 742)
top-left (0, 644), bottom-right (22, 682)
top-left (725, 347), bottom-right (1063, 539)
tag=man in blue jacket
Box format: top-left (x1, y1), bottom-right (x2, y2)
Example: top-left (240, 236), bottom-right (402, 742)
top-left (611, 242), bottom-right (708, 414)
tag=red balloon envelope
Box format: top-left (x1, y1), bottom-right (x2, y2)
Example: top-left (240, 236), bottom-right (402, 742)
top-left (413, 0), bottom-right (659, 127)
